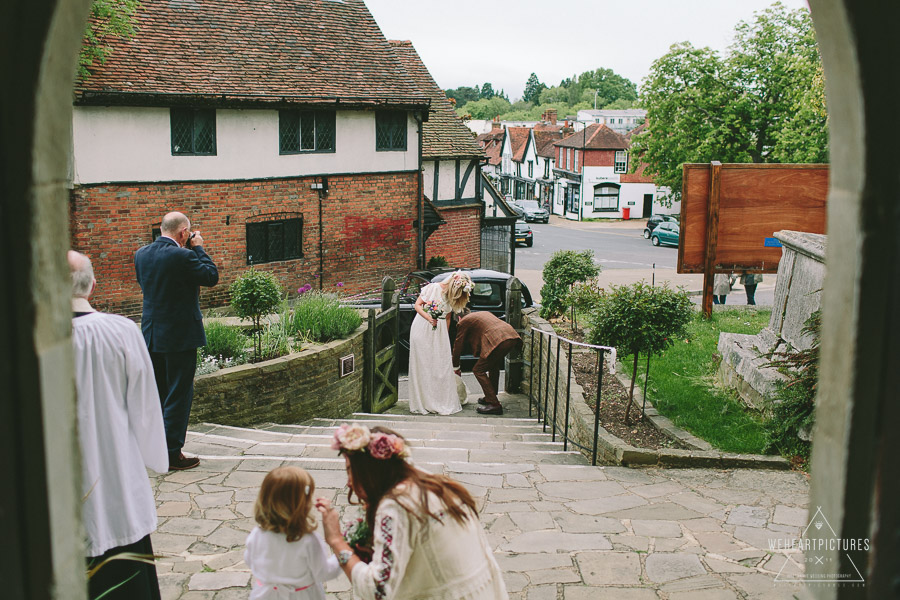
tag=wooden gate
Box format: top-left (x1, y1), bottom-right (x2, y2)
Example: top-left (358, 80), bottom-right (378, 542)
top-left (363, 277), bottom-right (399, 413)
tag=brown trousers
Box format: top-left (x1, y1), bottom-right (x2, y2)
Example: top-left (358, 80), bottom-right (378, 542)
top-left (472, 338), bottom-right (521, 406)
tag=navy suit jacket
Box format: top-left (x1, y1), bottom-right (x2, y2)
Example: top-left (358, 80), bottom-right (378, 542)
top-left (135, 236), bottom-right (219, 353)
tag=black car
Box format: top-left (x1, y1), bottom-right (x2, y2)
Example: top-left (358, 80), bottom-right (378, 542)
top-left (643, 214), bottom-right (677, 239)
top-left (515, 221), bottom-right (533, 247)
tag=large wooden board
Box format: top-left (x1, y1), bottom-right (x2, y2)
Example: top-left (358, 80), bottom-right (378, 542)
top-left (678, 163), bottom-right (828, 274)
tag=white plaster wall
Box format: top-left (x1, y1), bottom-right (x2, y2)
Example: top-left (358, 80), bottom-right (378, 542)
top-left (619, 182), bottom-right (657, 219)
top-left (73, 106), bottom-right (419, 184)
top-left (437, 160), bottom-right (458, 200)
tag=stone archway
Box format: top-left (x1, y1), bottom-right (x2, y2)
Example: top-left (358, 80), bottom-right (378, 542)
top-left (0, 1), bottom-right (897, 599)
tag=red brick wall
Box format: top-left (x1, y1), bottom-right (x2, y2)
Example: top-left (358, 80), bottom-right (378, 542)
top-left (69, 173), bottom-right (419, 317)
top-left (583, 149), bottom-right (617, 167)
top-left (425, 206), bottom-right (481, 268)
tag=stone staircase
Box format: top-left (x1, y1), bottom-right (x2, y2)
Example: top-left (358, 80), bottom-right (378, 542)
top-left (152, 396), bottom-right (810, 599)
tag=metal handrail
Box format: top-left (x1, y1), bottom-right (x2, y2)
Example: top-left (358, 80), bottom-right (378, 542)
top-left (526, 327), bottom-right (617, 466)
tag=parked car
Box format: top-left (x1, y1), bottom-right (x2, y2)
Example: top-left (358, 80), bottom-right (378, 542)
top-left (515, 221), bottom-right (533, 247)
top-left (348, 269), bottom-right (536, 370)
top-left (650, 221), bottom-right (680, 247)
top-left (642, 214), bottom-right (677, 239)
top-left (515, 200), bottom-right (549, 223)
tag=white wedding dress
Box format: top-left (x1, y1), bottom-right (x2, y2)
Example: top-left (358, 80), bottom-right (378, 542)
top-left (408, 283), bottom-right (464, 415)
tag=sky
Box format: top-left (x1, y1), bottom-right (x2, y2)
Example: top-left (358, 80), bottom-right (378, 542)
top-left (364, 0), bottom-right (811, 101)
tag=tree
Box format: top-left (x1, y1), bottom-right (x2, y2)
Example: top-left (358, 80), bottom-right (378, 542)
top-left (480, 82), bottom-right (496, 99)
top-left (456, 96), bottom-right (512, 120)
top-left (445, 85), bottom-right (481, 106)
top-left (230, 268), bottom-right (283, 361)
top-left (631, 4), bottom-right (827, 202)
top-left (587, 283), bottom-right (693, 423)
top-left (79, 0), bottom-right (141, 79)
top-left (522, 73), bottom-right (546, 104)
top-left (577, 68), bottom-right (638, 107)
top-left (539, 250), bottom-right (599, 320)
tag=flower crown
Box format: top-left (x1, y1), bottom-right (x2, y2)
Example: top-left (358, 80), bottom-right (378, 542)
top-left (331, 423), bottom-right (410, 460)
top-left (452, 271), bottom-right (474, 294)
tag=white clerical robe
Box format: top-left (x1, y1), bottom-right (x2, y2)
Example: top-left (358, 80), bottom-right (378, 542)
top-left (72, 309), bottom-right (168, 557)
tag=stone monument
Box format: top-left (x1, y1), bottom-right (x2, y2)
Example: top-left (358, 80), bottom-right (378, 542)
top-left (717, 230), bottom-right (826, 409)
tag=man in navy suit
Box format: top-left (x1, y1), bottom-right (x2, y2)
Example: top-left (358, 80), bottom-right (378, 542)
top-left (135, 212), bottom-right (219, 471)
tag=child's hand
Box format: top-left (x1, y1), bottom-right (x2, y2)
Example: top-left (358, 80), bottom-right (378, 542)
top-left (315, 498), bottom-right (342, 546)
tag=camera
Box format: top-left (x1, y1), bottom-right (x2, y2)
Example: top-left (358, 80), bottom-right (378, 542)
top-left (186, 232), bottom-right (196, 248)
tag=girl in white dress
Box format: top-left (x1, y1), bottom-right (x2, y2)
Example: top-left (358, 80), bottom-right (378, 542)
top-left (408, 271), bottom-right (473, 415)
top-left (316, 423), bottom-right (509, 600)
top-left (244, 467), bottom-right (342, 600)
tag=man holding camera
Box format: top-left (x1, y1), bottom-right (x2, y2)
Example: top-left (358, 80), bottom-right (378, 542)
top-left (135, 211), bottom-right (218, 471)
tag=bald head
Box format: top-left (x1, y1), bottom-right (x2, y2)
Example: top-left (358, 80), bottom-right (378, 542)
top-left (68, 250), bottom-right (95, 298)
top-left (160, 212), bottom-right (190, 236)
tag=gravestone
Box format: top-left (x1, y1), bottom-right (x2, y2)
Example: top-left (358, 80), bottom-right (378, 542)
top-left (717, 230), bottom-right (825, 410)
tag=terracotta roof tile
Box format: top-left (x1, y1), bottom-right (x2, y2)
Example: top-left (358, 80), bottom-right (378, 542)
top-left (389, 41), bottom-right (483, 159)
top-left (555, 123), bottom-right (627, 150)
top-left (624, 121), bottom-right (648, 142)
top-left (619, 161), bottom-right (656, 183)
top-left (533, 130), bottom-right (563, 158)
top-left (508, 127), bottom-right (530, 162)
top-left (75, 0), bottom-right (428, 109)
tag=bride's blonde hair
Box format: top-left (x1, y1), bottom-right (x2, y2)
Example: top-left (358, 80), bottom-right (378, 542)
top-left (444, 271), bottom-right (473, 313)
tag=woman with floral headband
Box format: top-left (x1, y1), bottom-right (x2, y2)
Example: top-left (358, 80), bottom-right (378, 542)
top-left (315, 423), bottom-right (508, 600)
top-left (408, 270), bottom-right (473, 415)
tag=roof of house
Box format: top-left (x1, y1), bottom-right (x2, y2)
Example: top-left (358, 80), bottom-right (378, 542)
top-left (624, 121), bottom-right (648, 143)
top-left (75, 0), bottom-right (429, 109)
top-left (507, 127), bottom-right (531, 162)
top-left (389, 41), bottom-right (483, 160)
top-left (619, 161), bottom-right (656, 184)
top-left (554, 123), bottom-right (628, 150)
top-left (533, 130), bottom-right (564, 158)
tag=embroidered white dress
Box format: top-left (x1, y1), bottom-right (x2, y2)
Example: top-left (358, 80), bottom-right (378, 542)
top-left (350, 489), bottom-right (509, 600)
top-left (407, 283), bottom-right (462, 415)
top-left (244, 528), bottom-right (342, 600)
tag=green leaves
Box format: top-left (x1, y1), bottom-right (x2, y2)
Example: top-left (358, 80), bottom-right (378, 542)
top-left (230, 268), bottom-right (282, 360)
top-left (632, 3), bottom-right (827, 204)
top-left (523, 73), bottom-right (547, 105)
top-left (78, 0), bottom-right (141, 80)
top-left (539, 249), bottom-right (599, 319)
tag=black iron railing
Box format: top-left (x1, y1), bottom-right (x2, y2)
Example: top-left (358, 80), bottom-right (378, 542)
top-left (526, 327), bottom-right (616, 466)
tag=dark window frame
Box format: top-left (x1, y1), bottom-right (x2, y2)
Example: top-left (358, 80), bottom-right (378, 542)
top-left (528, 160), bottom-right (533, 178)
top-left (245, 215), bottom-right (304, 265)
top-left (170, 108), bottom-right (217, 156)
top-left (593, 183), bottom-right (621, 212)
top-left (279, 110), bottom-right (336, 154)
top-left (375, 110), bottom-right (408, 151)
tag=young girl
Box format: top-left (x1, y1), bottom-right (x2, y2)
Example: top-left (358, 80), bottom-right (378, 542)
top-left (244, 467), bottom-right (342, 600)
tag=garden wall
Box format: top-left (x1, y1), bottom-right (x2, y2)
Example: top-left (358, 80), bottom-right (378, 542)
top-left (191, 323), bottom-right (366, 427)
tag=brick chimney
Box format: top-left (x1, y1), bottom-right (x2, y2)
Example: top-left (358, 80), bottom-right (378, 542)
top-left (543, 108), bottom-right (558, 125)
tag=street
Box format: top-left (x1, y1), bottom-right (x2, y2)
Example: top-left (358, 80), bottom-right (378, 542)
top-left (513, 216), bottom-right (776, 306)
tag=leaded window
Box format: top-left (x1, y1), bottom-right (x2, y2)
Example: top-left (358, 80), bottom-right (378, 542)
top-left (375, 111), bottom-right (407, 151)
top-left (593, 183), bottom-right (620, 212)
top-left (246, 215), bottom-right (303, 264)
top-left (279, 110), bottom-right (336, 154)
top-left (170, 108), bottom-right (216, 155)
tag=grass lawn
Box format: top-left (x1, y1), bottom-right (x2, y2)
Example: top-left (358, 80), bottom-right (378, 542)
top-left (622, 308), bottom-right (773, 455)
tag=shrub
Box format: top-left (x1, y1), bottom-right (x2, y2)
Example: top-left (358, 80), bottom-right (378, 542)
top-left (230, 268), bottom-right (283, 360)
top-left (565, 278), bottom-right (604, 331)
top-left (426, 255), bottom-right (449, 269)
top-left (763, 310), bottom-right (820, 464)
top-left (257, 323), bottom-right (292, 362)
top-left (286, 291), bottom-right (363, 342)
top-left (540, 249), bottom-right (599, 319)
top-left (588, 282), bottom-right (693, 422)
top-left (202, 321), bottom-right (249, 361)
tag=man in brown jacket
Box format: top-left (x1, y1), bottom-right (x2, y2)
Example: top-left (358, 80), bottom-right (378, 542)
top-left (452, 311), bottom-right (522, 415)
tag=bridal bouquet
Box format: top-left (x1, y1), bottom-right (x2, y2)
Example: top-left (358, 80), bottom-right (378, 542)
top-left (342, 516), bottom-right (373, 563)
top-left (424, 300), bottom-right (444, 330)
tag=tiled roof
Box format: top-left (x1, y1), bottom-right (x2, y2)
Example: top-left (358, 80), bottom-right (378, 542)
top-left (554, 124), bottom-right (628, 150)
top-left (75, 0), bottom-right (429, 109)
top-left (619, 161), bottom-right (656, 184)
top-left (508, 127), bottom-right (531, 162)
top-left (389, 41), bottom-right (483, 160)
top-left (624, 121), bottom-right (648, 143)
top-left (533, 130), bottom-right (563, 158)
top-left (483, 138), bottom-right (502, 166)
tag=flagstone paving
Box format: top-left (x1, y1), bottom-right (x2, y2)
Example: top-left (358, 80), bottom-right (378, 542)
top-left (152, 390), bottom-right (810, 599)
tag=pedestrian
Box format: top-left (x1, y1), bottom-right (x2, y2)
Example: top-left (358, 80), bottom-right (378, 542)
top-left (740, 273), bottom-right (763, 305)
top-left (316, 424), bottom-right (508, 600)
top-left (712, 273), bottom-right (735, 305)
top-left (135, 211), bottom-right (219, 471)
top-left (452, 311), bottom-right (522, 415)
top-left (69, 251), bottom-right (168, 600)
top-left (244, 467), bottom-right (342, 599)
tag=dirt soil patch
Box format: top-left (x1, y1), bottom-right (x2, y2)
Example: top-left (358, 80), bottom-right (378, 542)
top-left (553, 322), bottom-right (687, 451)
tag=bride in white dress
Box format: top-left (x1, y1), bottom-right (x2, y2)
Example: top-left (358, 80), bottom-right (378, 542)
top-left (408, 271), bottom-right (473, 415)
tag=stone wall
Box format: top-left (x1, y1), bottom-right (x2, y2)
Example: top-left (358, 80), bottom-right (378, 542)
top-left (191, 324), bottom-right (366, 427)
